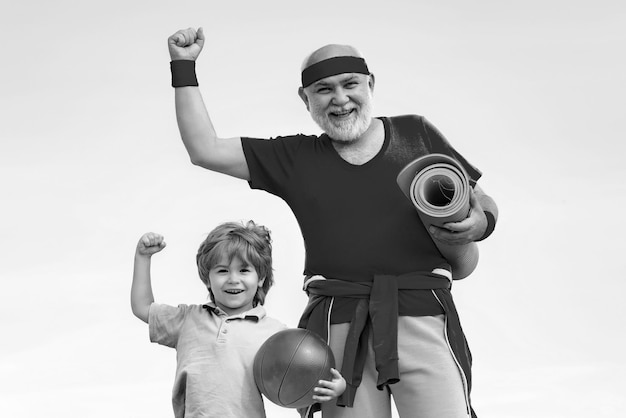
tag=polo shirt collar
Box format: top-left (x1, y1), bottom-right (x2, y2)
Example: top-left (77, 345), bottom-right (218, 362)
top-left (201, 302), bottom-right (266, 321)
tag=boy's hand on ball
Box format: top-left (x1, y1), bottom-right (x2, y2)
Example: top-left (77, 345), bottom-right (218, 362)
top-left (136, 232), bottom-right (167, 256)
top-left (312, 368), bottom-right (346, 402)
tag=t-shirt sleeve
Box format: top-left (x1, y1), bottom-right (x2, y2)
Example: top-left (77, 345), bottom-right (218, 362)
top-left (421, 117), bottom-right (483, 186)
top-left (240, 135), bottom-right (304, 196)
top-left (148, 303), bottom-right (189, 348)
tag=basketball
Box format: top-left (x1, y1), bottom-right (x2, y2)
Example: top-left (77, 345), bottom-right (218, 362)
top-left (253, 328), bottom-right (335, 409)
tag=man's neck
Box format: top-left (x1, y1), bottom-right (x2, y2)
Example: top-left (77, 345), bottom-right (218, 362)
top-left (331, 118), bottom-right (384, 165)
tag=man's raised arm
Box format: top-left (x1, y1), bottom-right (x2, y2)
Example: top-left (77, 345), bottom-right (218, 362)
top-left (168, 27), bottom-right (250, 180)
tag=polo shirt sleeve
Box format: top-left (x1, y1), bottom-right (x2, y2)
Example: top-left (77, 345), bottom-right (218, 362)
top-left (421, 117), bottom-right (483, 187)
top-left (240, 135), bottom-right (306, 196)
top-left (148, 303), bottom-right (189, 348)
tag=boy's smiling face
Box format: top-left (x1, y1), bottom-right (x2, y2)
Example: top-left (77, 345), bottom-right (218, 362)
top-left (208, 256), bottom-right (264, 316)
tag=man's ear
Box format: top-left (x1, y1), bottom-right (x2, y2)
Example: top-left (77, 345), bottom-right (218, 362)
top-left (368, 73), bottom-right (376, 93)
top-left (298, 87), bottom-right (310, 111)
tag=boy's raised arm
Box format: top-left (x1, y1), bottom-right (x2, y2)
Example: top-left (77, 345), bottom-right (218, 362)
top-left (169, 28), bottom-right (250, 180)
top-left (131, 233), bottom-right (166, 323)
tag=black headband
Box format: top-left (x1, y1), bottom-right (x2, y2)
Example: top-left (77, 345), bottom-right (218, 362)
top-left (301, 56), bottom-right (370, 88)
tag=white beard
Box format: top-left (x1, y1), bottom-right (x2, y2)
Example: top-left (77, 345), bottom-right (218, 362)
top-left (311, 96), bottom-right (373, 143)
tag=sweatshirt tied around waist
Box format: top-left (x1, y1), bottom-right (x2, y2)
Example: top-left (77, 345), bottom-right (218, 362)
top-left (298, 270), bottom-right (455, 407)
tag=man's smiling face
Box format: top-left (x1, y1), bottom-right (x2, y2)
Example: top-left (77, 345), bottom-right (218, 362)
top-left (304, 72), bottom-right (374, 143)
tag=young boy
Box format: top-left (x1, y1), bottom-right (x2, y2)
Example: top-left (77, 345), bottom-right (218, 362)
top-left (131, 220), bottom-right (345, 418)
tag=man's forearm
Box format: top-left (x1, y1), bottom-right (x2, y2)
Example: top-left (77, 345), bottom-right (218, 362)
top-left (175, 86), bottom-right (218, 166)
top-left (477, 193), bottom-right (498, 220)
top-left (474, 188), bottom-right (498, 242)
top-left (173, 87), bottom-right (250, 179)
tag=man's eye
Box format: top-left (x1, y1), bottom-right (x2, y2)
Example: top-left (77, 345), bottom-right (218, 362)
top-left (316, 87), bottom-right (331, 93)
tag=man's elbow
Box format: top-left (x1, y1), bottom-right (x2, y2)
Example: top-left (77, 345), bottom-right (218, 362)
top-left (189, 155), bottom-right (204, 167)
top-left (189, 154), bottom-right (227, 173)
top-left (188, 153), bottom-right (216, 169)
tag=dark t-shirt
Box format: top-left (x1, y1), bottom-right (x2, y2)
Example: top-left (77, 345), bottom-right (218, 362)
top-left (242, 115), bottom-right (481, 318)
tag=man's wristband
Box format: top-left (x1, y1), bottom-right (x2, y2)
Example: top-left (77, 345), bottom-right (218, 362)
top-left (476, 210), bottom-right (496, 241)
top-left (170, 60), bottom-right (198, 87)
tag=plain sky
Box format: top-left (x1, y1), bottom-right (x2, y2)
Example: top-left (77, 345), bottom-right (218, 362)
top-left (1, 1), bottom-right (625, 417)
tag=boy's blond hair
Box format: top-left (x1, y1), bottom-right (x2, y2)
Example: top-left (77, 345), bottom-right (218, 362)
top-left (197, 220), bottom-right (274, 306)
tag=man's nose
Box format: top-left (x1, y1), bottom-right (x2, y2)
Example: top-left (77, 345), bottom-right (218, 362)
top-left (331, 88), bottom-right (349, 106)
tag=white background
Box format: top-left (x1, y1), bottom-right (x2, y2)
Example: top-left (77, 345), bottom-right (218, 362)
top-left (1, 0), bottom-right (625, 417)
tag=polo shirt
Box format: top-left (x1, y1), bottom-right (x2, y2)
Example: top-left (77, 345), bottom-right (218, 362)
top-left (149, 302), bottom-right (287, 418)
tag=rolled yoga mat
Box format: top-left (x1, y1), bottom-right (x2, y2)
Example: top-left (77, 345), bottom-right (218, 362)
top-left (396, 154), bottom-right (479, 280)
